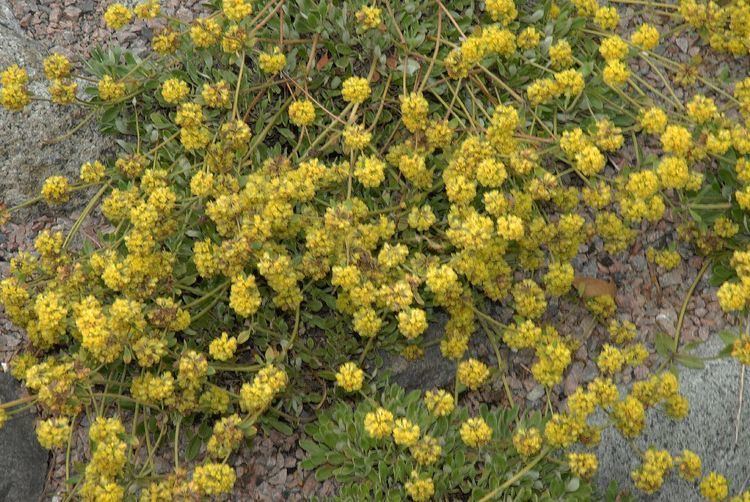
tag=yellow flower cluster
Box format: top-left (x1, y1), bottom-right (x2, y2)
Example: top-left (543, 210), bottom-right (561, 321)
top-left (36, 417), bottom-right (71, 449)
top-left (1, 65), bottom-right (31, 111)
top-left (209, 332), bottom-right (238, 361)
top-left (258, 47), bottom-right (286, 74)
top-left (356, 5), bottom-right (382, 30)
top-left (103, 3), bottom-right (132, 30)
top-left (457, 358), bottom-right (490, 390)
top-left (632, 448), bottom-right (673, 494)
top-left (335, 362), bottom-right (365, 392)
top-left (191, 462), bottom-right (236, 496)
top-left (513, 427), bottom-right (542, 456)
top-left (459, 417), bottom-right (493, 447)
top-left (239, 365), bottom-right (287, 413)
top-left (223, 0), bottom-right (252, 21)
top-left (341, 76), bottom-right (371, 104)
top-left (288, 99), bottom-right (316, 126)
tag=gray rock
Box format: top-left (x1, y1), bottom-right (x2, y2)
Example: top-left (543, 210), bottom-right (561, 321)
top-left (0, 372), bottom-right (48, 502)
top-left (596, 335), bottom-right (750, 499)
top-left (0, 0), bottom-right (111, 211)
top-left (379, 313), bottom-right (456, 391)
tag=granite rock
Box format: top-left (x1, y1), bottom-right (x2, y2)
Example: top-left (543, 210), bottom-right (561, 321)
top-left (0, 372), bottom-right (47, 502)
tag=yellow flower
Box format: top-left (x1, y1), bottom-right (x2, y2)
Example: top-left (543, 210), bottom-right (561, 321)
top-left (209, 332), bottom-right (238, 361)
top-left (98, 75), bottom-right (126, 101)
top-left (513, 427), bottom-right (543, 456)
top-left (599, 35), bottom-right (629, 61)
top-left (288, 99), bottom-right (316, 126)
top-left (631, 23), bottom-right (660, 50)
top-left (485, 0), bottom-right (517, 25)
top-left (229, 274), bottom-right (262, 317)
top-left (597, 344), bottom-right (625, 375)
top-left (677, 449), bottom-right (702, 480)
top-left (134, 0), bottom-right (160, 19)
top-left (661, 125), bottom-right (692, 156)
top-left (335, 362), bottom-right (364, 392)
top-left (460, 417), bottom-right (493, 447)
top-left (356, 5), bottom-right (382, 30)
top-left (613, 396), bottom-right (645, 438)
top-left (517, 27), bottom-right (541, 49)
top-left (152, 28), bottom-right (179, 54)
top-left (732, 335), bottom-right (750, 365)
top-left (687, 94), bottom-right (718, 124)
top-left (49, 79), bottom-right (77, 105)
top-left (41, 176), bottom-right (71, 205)
top-left (259, 47), bottom-right (286, 74)
top-left (43, 54), bottom-right (71, 80)
top-left (700, 472), bottom-right (729, 502)
top-left (568, 452), bottom-right (598, 479)
top-left (457, 358), bottom-right (490, 390)
top-left (192, 463), bottom-right (236, 496)
top-left (404, 471), bottom-right (435, 501)
top-left (639, 107), bottom-right (667, 134)
top-left (410, 435), bottom-right (441, 465)
top-left (201, 80), bottom-right (231, 108)
top-left (364, 407), bottom-right (394, 438)
top-left (631, 448), bottom-right (673, 494)
top-left (353, 155), bottom-right (386, 187)
top-left (400, 92), bottom-right (429, 133)
top-left (423, 389), bottom-right (454, 416)
top-left (36, 418), bottom-right (70, 449)
top-left (223, 0), bottom-right (252, 21)
top-left (342, 124), bottom-right (372, 151)
top-left (717, 282), bottom-right (746, 312)
top-left (190, 18), bottom-right (222, 48)
top-left (341, 76), bottom-right (371, 104)
top-left (104, 3), bottom-right (133, 30)
top-left (393, 418), bottom-right (420, 447)
top-left (161, 78), bottom-right (190, 104)
top-left (594, 6), bottom-right (619, 30)
top-left (603, 60), bottom-right (630, 87)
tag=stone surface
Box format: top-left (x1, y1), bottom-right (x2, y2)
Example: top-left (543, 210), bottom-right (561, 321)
top-left (0, 372), bottom-right (47, 502)
top-left (0, 0), bottom-right (111, 211)
top-left (380, 314), bottom-right (457, 391)
top-left (596, 335), bottom-right (750, 499)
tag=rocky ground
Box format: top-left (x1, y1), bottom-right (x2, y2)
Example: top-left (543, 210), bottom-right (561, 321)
top-left (1, 0), bottom-right (749, 500)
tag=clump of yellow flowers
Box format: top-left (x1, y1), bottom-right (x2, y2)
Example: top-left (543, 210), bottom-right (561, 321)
top-left (1, 0), bottom-right (750, 499)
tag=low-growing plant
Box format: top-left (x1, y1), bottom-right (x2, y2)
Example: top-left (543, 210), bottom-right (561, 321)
top-left (0, 0), bottom-right (749, 500)
top-left (301, 383), bottom-right (597, 500)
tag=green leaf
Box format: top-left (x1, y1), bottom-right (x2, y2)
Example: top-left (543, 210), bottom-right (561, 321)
top-left (675, 353), bottom-right (706, 370)
top-left (654, 332), bottom-right (674, 358)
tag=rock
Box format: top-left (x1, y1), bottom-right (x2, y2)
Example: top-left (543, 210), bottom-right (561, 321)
top-left (0, 0), bottom-right (112, 212)
top-left (658, 269), bottom-right (683, 289)
top-left (0, 373), bottom-right (48, 502)
top-left (79, 0), bottom-right (95, 14)
top-left (656, 310), bottom-right (677, 337)
top-left (378, 314), bottom-right (457, 391)
top-left (596, 335), bottom-right (750, 499)
top-left (63, 7), bottom-right (80, 19)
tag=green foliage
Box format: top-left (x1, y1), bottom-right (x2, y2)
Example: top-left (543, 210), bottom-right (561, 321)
top-left (302, 384), bottom-right (593, 500)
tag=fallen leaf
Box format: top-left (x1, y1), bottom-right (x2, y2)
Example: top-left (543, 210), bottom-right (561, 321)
top-left (572, 276), bottom-right (617, 298)
top-left (316, 51), bottom-right (330, 71)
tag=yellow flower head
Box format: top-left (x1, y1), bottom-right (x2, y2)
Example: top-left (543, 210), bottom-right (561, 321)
top-left (104, 3), bottom-right (133, 30)
top-left (356, 6), bottom-right (382, 30)
top-left (342, 76), bottom-right (371, 104)
top-left (423, 389), bottom-right (455, 416)
top-left (460, 417), bottom-right (493, 447)
top-left (288, 99), bottom-right (316, 126)
top-left (457, 358), bottom-right (490, 390)
top-left (335, 362), bottom-right (364, 392)
top-left (364, 407), bottom-right (394, 438)
top-left (393, 418), bottom-right (420, 446)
